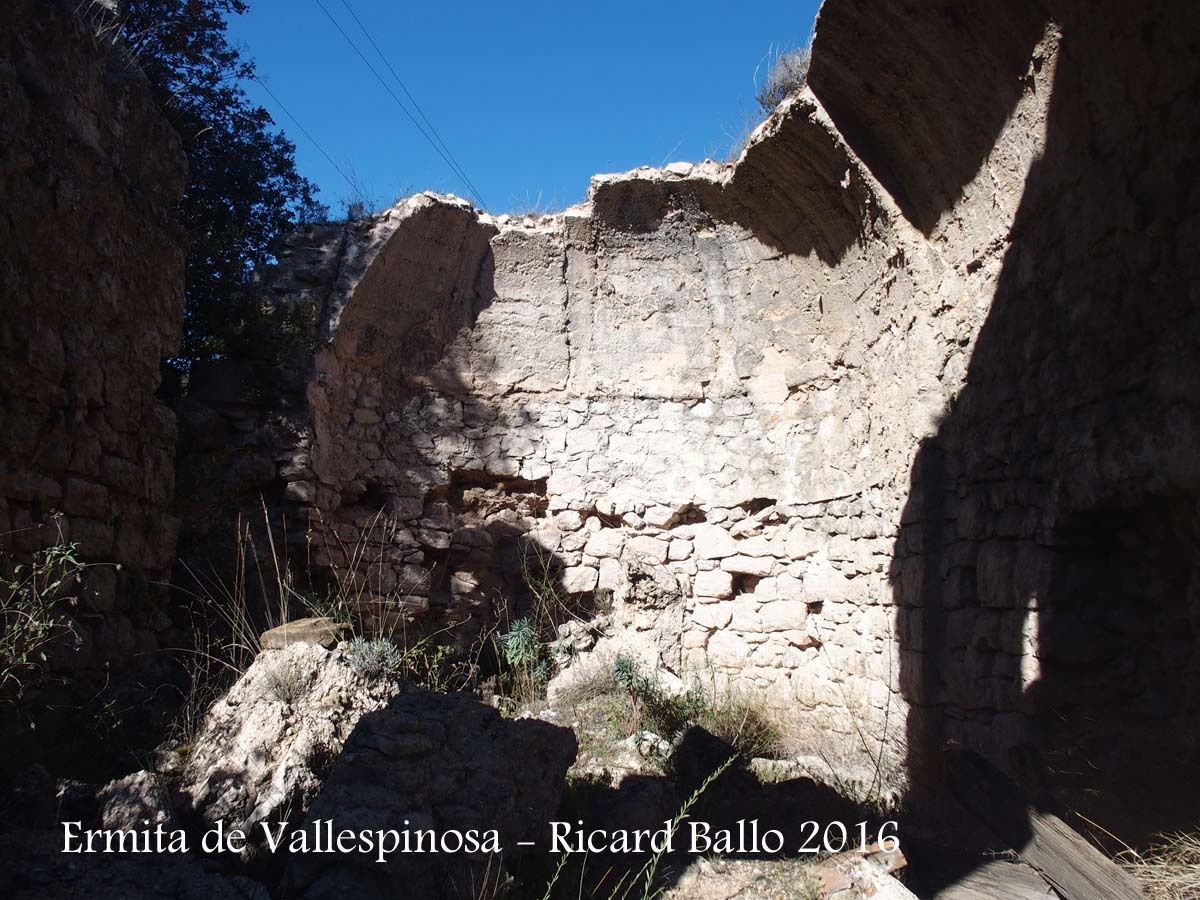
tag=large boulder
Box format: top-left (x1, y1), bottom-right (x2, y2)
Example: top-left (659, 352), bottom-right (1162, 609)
top-left (182, 642), bottom-right (398, 852)
top-left (96, 770), bottom-right (174, 831)
top-left (0, 767), bottom-right (266, 900)
top-left (181, 640), bottom-right (577, 898)
top-left (281, 691), bottom-right (577, 900)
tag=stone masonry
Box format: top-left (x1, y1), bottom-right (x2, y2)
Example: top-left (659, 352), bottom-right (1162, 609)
top-left (240, 87), bottom-right (976, 764)
top-left (215, 0), bottom-right (1200, 803)
top-left (0, 0), bottom-right (186, 672)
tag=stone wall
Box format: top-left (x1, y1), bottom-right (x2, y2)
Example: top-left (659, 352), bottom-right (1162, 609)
top-left (244, 127), bottom-right (944, 759)
top-left (0, 0), bottom-right (185, 672)
top-left (878, 0), bottom-right (1200, 834)
top-left (221, 0), bottom-right (1199, 815)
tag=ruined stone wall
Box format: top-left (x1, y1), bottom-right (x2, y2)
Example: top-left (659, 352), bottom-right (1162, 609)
top-left (238, 0), bottom-right (1200, 799)
top-left (0, 0), bottom-right (185, 671)
top-left (248, 96), bottom-right (961, 762)
top-left (873, 0), bottom-right (1200, 823)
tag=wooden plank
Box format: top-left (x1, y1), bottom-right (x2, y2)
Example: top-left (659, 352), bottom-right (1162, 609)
top-left (946, 748), bottom-right (1144, 900)
top-left (931, 858), bottom-right (1058, 899)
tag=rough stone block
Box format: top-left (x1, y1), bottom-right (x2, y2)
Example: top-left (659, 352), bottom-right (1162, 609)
top-left (625, 534), bottom-right (669, 564)
top-left (260, 617), bottom-right (346, 650)
top-left (693, 602), bottom-right (732, 629)
top-left (707, 630), bottom-right (749, 667)
top-left (583, 528), bottom-right (625, 559)
top-left (693, 569), bottom-right (734, 599)
top-left (760, 600), bottom-right (808, 631)
top-left (668, 538), bottom-right (693, 560)
top-left (63, 478), bottom-right (109, 519)
top-left (693, 524), bottom-right (737, 559)
top-left (562, 565), bottom-right (599, 593)
top-left (720, 555), bottom-right (775, 576)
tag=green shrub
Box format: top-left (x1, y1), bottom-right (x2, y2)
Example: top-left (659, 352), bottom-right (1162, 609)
top-left (345, 636), bottom-right (403, 679)
top-left (499, 617), bottom-right (541, 670)
top-left (498, 617), bottom-right (554, 709)
top-left (1, 531), bottom-right (83, 700)
top-left (399, 637), bottom-right (475, 693)
top-left (611, 654), bottom-right (707, 741)
top-left (610, 654), bottom-right (644, 693)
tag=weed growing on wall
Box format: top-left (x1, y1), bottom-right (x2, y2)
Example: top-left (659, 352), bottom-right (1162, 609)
top-left (756, 45), bottom-right (811, 112)
top-left (0, 519), bottom-right (84, 700)
top-left (499, 617), bottom-right (553, 708)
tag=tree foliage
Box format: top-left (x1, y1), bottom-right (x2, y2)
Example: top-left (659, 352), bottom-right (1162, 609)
top-left (120, 0), bottom-right (327, 366)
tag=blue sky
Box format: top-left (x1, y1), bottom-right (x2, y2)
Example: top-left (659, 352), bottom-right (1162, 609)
top-left (228, 0), bottom-right (820, 215)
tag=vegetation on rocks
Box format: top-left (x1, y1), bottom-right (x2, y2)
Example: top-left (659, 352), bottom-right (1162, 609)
top-left (499, 616), bottom-right (554, 706)
top-left (756, 45), bottom-right (811, 112)
top-left (262, 658), bottom-right (306, 703)
top-left (344, 635), bottom-right (404, 679)
top-left (0, 532), bottom-right (83, 701)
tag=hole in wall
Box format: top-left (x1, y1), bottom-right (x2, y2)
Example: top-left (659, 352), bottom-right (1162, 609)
top-left (361, 481), bottom-right (388, 510)
top-left (666, 504), bottom-right (707, 527)
top-left (447, 469), bottom-right (548, 519)
top-left (590, 508), bottom-right (623, 529)
top-left (732, 574), bottom-right (761, 596)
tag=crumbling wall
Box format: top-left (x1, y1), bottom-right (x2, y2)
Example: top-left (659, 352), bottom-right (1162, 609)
top-left (880, 0), bottom-right (1200, 837)
top-left (234, 0), bottom-right (1200, 806)
top-left (0, 0), bottom-right (185, 671)
top-left (248, 96), bottom-right (962, 760)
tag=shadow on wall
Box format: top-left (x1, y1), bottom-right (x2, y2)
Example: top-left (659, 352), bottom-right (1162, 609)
top-left (590, 102), bottom-right (884, 267)
top-left (808, 0), bottom-right (1050, 235)
top-left (294, 202), bottom-right (588, 658)
top-left (172, 200), bottom-right (584, 676)
top-left (889, 0), bottom-right (1200, 886)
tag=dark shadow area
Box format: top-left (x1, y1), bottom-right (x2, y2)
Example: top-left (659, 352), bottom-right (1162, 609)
top-left (170, 199), bottom-right (507, 630)
top-left (588, 92), bottom-right (883, 265)
top-left (1033, 497), bottom-right (1199, 848)
top-left (246, 685), bottom-right (577, 900)
top-left (512, 725), bottom-right (880, 899)
top-left (891, 0), bottom-right (1200, 893)
top-left (808, 0), bottom-right (1050, 235)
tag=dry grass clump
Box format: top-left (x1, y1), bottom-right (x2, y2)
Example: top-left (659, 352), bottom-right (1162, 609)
top-left (1118, 831), bottom-right (1200, 899)
top-left (696, 689), bottom-right (786, 761)
top-left (547, 650), bottom-right (620, 709)
top-left (555, 654), bottom-right (789, 766)
top-left (756, 45), bottom-right (811, 113)
top-left (774, 705), bottom-right (906, 814)
top-left (262, 661), bottom-right (306, 704)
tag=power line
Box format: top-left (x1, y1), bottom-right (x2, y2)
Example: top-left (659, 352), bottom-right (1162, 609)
top-left (250, 74), bottom-right (359, 196)
top-left (312, 0), bottom-right (488, 211)
top-left (315, 0), bottom-right (486, 210)
top-left (337, 0), bottom-right (487, 211)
